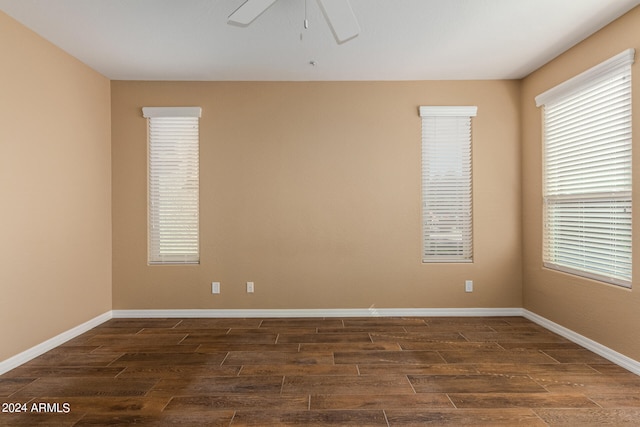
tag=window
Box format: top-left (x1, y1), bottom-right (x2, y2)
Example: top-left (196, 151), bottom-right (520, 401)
top-left (536, 49), bottom-right (634, 287)
top-left (142, 107), bottom-right (201, 264)
top-left (420, 106), bottom-right (477, 263)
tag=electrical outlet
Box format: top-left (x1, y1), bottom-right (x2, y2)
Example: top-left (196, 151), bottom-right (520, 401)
top-left (211, 282), bottom-right (220, 294)
top-left (465, 280), bottom-right (473, 293)
top-left (246, 281), bottom-right (254, 293)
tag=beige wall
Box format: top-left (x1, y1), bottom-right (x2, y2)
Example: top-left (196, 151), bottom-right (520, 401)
top-left (2, 1), bottom-right (639, 368)
top-left (521, 6), bottom-right (640, 361)
top-left (0, 12), bottom-right (112, 361)
top-left (111, 80), bottom-right (522, 310)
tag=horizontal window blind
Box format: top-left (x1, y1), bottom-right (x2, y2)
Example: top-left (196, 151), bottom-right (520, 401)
top-left (143, 107), bottom-right (201, 265)
top-left (537, 49), bottom-right (633, 287)
top-left (420, 106), bottom-right (477, 263)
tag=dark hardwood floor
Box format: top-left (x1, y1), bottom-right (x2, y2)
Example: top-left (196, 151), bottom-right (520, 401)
top-left (1, 316), bottom-right (640, 426)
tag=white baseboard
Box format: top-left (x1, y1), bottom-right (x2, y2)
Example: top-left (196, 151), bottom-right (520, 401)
top-left (523, 309), bottom-right (640, 376)
top-left (0, 311), bottom-right (112, 375)
top-left (3, 308), bottom-right (639, 377)
top-left (109, 307), bottom-right (639, 375)
top-left (111, 307), bottom-right (524, 318)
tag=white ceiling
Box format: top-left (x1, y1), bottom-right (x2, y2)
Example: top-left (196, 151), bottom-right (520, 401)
top-left (1, 0), bottom-right (639, 81)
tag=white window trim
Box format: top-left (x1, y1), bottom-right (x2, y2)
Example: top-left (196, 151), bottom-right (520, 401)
top-left (144, 106), bottom-right (202, 265)
top-left (537, 49), bottom-right (634, 288)
top-left (420, 105), bottom-right (477, 263)
top-left (419, 106), bottom-right (478, 117)
top-left (142, 106), bottom-right (202, 119)
top-left (536, 49), bottom-right (635, 106)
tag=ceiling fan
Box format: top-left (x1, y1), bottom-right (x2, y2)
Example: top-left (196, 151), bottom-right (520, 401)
top-left (228, 0), bottom-right (360, 44)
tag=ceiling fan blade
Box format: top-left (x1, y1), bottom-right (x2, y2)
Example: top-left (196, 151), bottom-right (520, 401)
top-left (316, 0), bottom-right (360, 44)
top-left (228, 0), bottom-right (278, 27)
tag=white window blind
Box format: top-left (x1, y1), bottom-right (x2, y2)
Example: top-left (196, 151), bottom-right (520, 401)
top-left (143, 107), bottom-right (201, 265)
top-left (420, 106), bottom-right (477, 263)
top-left (536, 49), bottom-right (634, 287)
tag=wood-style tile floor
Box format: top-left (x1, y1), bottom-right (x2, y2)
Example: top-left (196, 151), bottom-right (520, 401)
top-left (1, 316), bottom-right (640, 426)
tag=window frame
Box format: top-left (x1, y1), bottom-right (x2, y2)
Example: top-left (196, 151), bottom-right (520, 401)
top-left (419, 106), bottom-right (477, 263)
top-left (536, 49), bottom-right (634, 288)
top-left (143, 106), bottom-right (202, 265)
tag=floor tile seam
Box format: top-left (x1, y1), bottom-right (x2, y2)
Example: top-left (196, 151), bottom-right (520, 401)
top-left (406, 374), bottom-right (417, 394)
top-left (5, 389), bottom-right (37, 401)
top-left (219, 352), bottom-right (231, 367)
top-left (494, 341), bottom-right (509, 351)
top-left (586, 363), bottom-right (613, 374)
top-left (588, 396), bottom-right (640, 410)
top-left (529, 407), bottom-right (552, 425)
top-left (434, 349), bottom-right (449, 365)
top-left (70, 411), bottom-right (91, 427)
top-left (580, 394), bottom-right (604, 409)
top-left (445, 393), bottom-right (458, 409)
top-left (84, 344), bottom-right (104, 354)
top-left (457, 331), bottom-right (472, 342)
top-left (227, 410), bottom-right (236, 427)
top-left (192, 343), bottom-right (205, 355)
top-left (158, 394), bottom-right (173, 412)
top-left (538, 349), bottom-right (562, 364)
top-left (446, 391), bottom-right (609, 407)
top-left (523, 373), bottom-right (560, 394)
top-left (486, 325), bottom-right (500, 334)
top-left (468, 363), bottom-right (482, 374)
top-left (236, 407), bottom-right (389, 413)
top-left (112, 366), bottom-right (128, 379)
top-left (103, 352), bottom-right (127, 369)
top-left (175, 333), bottom-right (190, 345)
top-left (382, 408), bottom-right (391, 427)
top-left (123, 377), bottom-right (160, 399)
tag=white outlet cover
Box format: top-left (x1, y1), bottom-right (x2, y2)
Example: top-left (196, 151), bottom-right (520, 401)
top-left (212, 282), bottom-right (220, 294)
